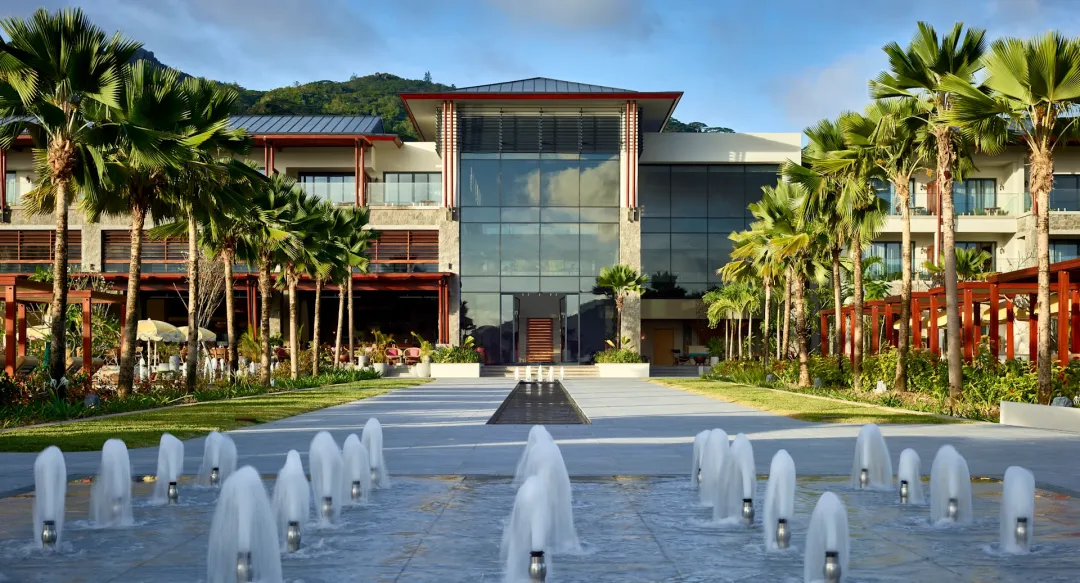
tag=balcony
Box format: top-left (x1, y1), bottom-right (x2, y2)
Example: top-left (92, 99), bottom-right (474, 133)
top-left (954, 192), bottom-right (1028, 217)
top-left (366, 182), bottom-right (441, 207)
top-left (1049, 188), bottom-right (1080, 212)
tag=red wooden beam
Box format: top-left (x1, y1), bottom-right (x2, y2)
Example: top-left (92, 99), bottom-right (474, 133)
top-left (1029, 293), bottom-right (1038, 366)
top-left (16, 303), bottom-right (25, 357)
top-left (821, 312), bottom-right (829, 356)
top-left (82, 297), bottom-right (92, 374)
top-left (912, 298), bottom-right (922, 351)
top-left (871, 304), bottom-right (880, 354)
top-left (4, 284), bottom-right (14, 377)
top-left (1072, 288), bottom-right (1080, 354)
top-left (1006, 298), bottom-right (1015, 360)
top-left (1059, 271), bottom-right (1070, 367)
top-left (929, 294), bottom-right (939, 356)
top-left (963, 288), bottom-right (974, 362)
top-left (884, 302), bottom-right (894, 348)
top-left (989, 283), bottom-right (1000, 359)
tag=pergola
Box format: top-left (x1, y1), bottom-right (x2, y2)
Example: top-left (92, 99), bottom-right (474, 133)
top-left (1, 275), bottom-right (125, 377)
top-left (822, 258), bottom-right (1080, 367)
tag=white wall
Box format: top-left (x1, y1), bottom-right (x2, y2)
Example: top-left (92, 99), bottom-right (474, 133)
top-left (638, 132), bottom-right (802, 165)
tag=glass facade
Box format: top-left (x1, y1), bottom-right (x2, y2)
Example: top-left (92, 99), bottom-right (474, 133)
top-left (1051, 174), bottom-right (1080, 211)
top-left (298, 172), bottom-right (355, 205)
top-left (373, 172), bottom-right (441, 206)
top-left (639, 164), bottom-right (778, 296)
top-left (953, 178), bottom-right (996, 215)
top-left (1051, 239), bottom-right (1080, 262)
top-left (5, 171), bottom-right (19, 207)
top-left (459, 150), bottom-right (620, 363)
top-left (871, 178), bottom-right (918, 215)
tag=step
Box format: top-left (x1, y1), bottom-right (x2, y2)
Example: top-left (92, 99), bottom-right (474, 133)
top-left (649, 365), bottom-right (706, 378)
top-left (480, 365), bottom-right (599, 378)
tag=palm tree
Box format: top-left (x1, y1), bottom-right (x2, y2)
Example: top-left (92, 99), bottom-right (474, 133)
top-left (703, 286), bottom-right (737, 359)
top-left (872, 21), bottom-right (987, 405)
top-left (0, 8), bottom-right (138, 389)
top-left (278, 190), bottom-right (334, 380)
top-left (942, 31), bottom-right (1080, 402)
top-left (329, 207), bottom-right (372, 368)
top-left (924, 248), bottom-right (994, 283)
top-left (595, 264), bottom-right (647, 348)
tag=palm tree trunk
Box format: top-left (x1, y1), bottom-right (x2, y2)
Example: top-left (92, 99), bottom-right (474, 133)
top-left (783, 269), bottom-right (792, 359)
top-left (763, 283), bottom-right (771, 368)
top-left (117, 203), bottom-right (146, 398)
top-left (852, 234), bottom-right (864, 392)
top-left (895, 179), bottom-right (913, 391)
top-left (933, 125), bottom-right (963, 406)
top-left (1032, 148), bottom-right (1054, 402)
top-left (737, 313), bottom-right (743, 359)
top-left (615, 294), bottom-right (624, 347)
top-left (258, 258), bottom-right (272, 386)
top-left (222, 248), bottom-right (236, 379)
top-left (748, 308), bottom-right (754, 360)
top-left (832, 247), bottom-right (842, 359)
top-left (347, 274), bottom-right (355, 367)
top-left (287, 270), bottom-right (299, 380)
top-left (48, 178), bottom-right (70, 391)
top-left (794, 273), bottom-right (810, 387)
top-left (334, 279), bottom-right (345, 368)
top-left (312, 278), bottom-right (322, 376)
top-left (184, 211), bottom-right (199, 393)
top-left (775, 290), bottom-right (782, 361)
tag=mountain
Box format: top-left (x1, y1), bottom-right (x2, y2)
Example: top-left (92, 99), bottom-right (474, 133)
top-left (132, 52), bottom-right (730, 139)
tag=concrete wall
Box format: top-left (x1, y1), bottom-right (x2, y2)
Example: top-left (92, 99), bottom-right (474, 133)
top-left (639, 132), bottom-right (802, 165)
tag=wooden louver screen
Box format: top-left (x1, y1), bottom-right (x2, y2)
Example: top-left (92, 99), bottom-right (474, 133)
top-left (102, 231), bottom-right (187, 265)
top-left (0, 230), bottom-right (81, 264)
top-left (368, 230), bottom-right (438, 265)
top-left (525, 318), bottom-right (555, 363)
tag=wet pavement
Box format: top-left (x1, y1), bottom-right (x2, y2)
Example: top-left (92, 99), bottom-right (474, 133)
top-left (0, 475), bottom-right (1078, 583)
top-left (488, 382), bottom-right (589, 425)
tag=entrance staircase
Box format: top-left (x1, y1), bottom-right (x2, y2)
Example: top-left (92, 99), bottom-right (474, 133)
top-left (649, 365), bottom-right (706, 378)
top-left (481, 365), bottom-right (600, 378)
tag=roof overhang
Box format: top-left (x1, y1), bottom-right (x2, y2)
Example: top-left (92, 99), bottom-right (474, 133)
top-left (252, 134), bottom-right (401, 148)
top-left (399, 91), bottom-right (683, 141)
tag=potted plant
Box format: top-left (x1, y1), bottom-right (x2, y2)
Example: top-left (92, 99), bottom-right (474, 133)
top-left (594, 337), bottom-right (649, 378)
top-left (368, 330), bottom-right (393, 375)
top-left (411, 331), bottom-right (434, 378)
top-left (706, 337), bottom-right (724, 366)
top-left (430, 335), bottom-right (482, 378)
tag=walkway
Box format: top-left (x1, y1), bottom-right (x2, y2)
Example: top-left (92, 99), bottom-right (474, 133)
top-left (1, 378), bottom-right (1078, 496)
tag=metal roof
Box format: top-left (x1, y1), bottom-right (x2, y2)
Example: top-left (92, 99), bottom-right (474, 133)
top-left (451, 77), bottom-right (633, 94)
top-left (229, 115), bottom-right (384, 135)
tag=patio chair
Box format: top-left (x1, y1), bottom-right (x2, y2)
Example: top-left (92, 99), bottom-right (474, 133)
top-left (385, 347), bottom-right (402, 366)
top-left (671, 348), bottom-right (691, 366)
top-left (403, 347), bottom-right (421, 366)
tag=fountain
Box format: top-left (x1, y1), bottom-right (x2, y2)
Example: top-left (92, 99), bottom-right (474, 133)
top-left (152, 433), bottom-right (184, 505)
top-left (537, 364), bottom-right (543, 382)
top-left (362, 418), bottom-right (390, 489)
top-left (547, 366), bottom-right (554, 383)
top-left (197, 431), bottom-right (238, 487)
top-left (514, 367), bottom-right (520, 381)
top-left (713, 433), bottom-right (755, 525)
top-left (896, 448), bottom-right (924, 505)
top-left (850, 424), bottom-right (892, 490)
top-left (929, 445), bottom-right (972, 525)
top-left (342, 433), bottom-right (372, 505)
top-left (90, 439), bottom-right (133, 527)
top-left (764, 449), bottom-right (795, 551)
top-left (804, 492), bottom-right (850, 583)
top-left (690, 429), bottom-right (710, 488)
top-left (207, 466), bottom-right (282, 583)
top-left (501, 476), bottom-right (552, 583)
top-left (698, 428), bottom-right (729, 507)
top-left (514, 437), bottom-right (579, 553)
top-left (33, 446), bottom-right (66, 550)
top-left (271, 450), bottom-right (310, 553)
top-left (309, 431), bottom-right (345, 525)
top-left (514, 426), bottom-right (555, 486)
top-left (559, 366), bottom-right (565, 381)
top-left (525, 365), bottom-right (533, 383)
top-left (1000, 466), bottom-right (1035, 554)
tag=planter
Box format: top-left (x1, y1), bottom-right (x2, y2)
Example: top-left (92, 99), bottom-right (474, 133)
top-left (596, 362), bottom-right (650, 378)
top-left (372, 362), bottom-right (387, 376)
top-left (1000, 401), bottom-right (1080, 433)
top-left (358, 355), bottom-right (369, 367)
top-left (414, 362), bottom-right (431, 378)
top-left (709, 356), bottom-right (720, 366)
top-left (430, 363), bottom-right (481, 378)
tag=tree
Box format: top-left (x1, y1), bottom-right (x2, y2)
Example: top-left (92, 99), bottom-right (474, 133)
top-left (924, 248), bottom-right (994, 283)
top-left (942, 31), bottom-right (1080, 402)
top-left (423, 71), bottom-right (432, 83)
top-left (872, 21), bottom-right (987, 406)
top-left (0, 8), bottom-right (138, 390)
top-left (595, 264), bottom-right (647, 348)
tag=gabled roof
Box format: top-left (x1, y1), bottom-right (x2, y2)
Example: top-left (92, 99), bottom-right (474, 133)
top-left (229, 115), bottom-right (384, 135)
top-left (452, 77), bottom-right (632, 94)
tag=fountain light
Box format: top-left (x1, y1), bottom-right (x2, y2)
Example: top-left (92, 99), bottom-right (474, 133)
top-left (1015, 517), bottom-right (1029, 550)
top-left (776, 518), bottom-right (789, 549)
top-left (286, 521), bottom-right (302, 553)
top-left (112, 497), bottom-right (123, 517)
top-left (320, 496), bottom-right (333, 522)
top-left (742, 498), bottom-right (755, 526)
top-left (351, 480), bottom-right (362, 501)
top-left (236, 551), bottom-right (253, 582)
top-left (947, 497), bottom-right (959, 521)
top-left (167, 481), bottom-right (179, 504)
top-left (823, 550), bottom-right (841, 583)
top-left (900, 480), bottom-right (909, 504)
top-left (211, 467), bottom-right (220, 486)
top-left (859, 468), bottom-right (869, 489)
top-left (528, 550), bottom-right (547, 582)
top-left (41, 520), bottom-right (57, 549)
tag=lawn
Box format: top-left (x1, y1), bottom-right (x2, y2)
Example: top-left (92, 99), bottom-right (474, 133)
top-left (0, 378), bottom-right (426, 452)
top-left (654, 378), bottom-right (966, 425)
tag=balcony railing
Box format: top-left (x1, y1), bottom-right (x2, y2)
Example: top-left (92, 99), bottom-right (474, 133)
top-left (1049, 188), bottom-right (1080, 212)
top-left (366, 182), bottom-right (441, 207)
top-left (953, 192), bottom-right (1028, 216)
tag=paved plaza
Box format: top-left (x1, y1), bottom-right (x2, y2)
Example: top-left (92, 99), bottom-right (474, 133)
top-left (0, 379), bottom-right (1078, 582)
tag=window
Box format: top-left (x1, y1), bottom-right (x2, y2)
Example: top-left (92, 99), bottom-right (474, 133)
top-left (1051, 240), bottom-right (1080, 263)
top-left (374, 172), bottom-right (441, 206)
top-left (1051, 174), bottom-right (1080, 211)
top-left (864, 242), bottom-right (917, 280)
top-left (367, 230), bottom-right (439, 273)
top-left (871, 178), bottom-right (918, 215)
top-left (103, 231), bottom-right (186, 273)
top-left (5, 171), bottom-right (19, 207)
top-left (953, 178), bottom-right (996, 215)
top-left (0, 230), bottom-right (81, 273)
top-left (298, 173), bottom-right (355, 205)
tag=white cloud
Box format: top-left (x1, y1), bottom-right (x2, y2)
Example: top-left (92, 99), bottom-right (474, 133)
top-left (484, 0), bottom-right (656, 37)
top-left (770, 49), bottom-right (885, 130)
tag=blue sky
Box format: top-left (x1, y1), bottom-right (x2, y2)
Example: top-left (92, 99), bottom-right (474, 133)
top-left (2, 0), bottom-right (1079, 133)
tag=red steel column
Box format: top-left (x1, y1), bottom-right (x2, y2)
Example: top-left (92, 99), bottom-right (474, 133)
top-left (962, 287), bottom-right (974, 362)
top-left (1059, 271), bottom-right (1070, 367)
top-left (1029, 293), bottom-right (1038, 366)
top-left (821, 312), bottom-right (828, 356)
top-left (354, 140), bottom-right (361, 206)
top-left (912, 299), bottom-right (922, 351)
top-left (1006, 298), bottom-right (1015, 360)
top-left (884, 303), bottom-right (894, 348)
top-left (16, 303), bottom-right (25, 357)
top-left (838, 310), bottom-right (845, 358)
top-left (871, 304), bottom-right (880, 354)
top-left (1071, 288), bottom-right (1080, 354)
top-left (989, 284), bottom-right (1000, 359)
top-left (82, 297), bottom-right (92, 373)
top-left (4, 284), bottom-right (14, 377)
top-left (929, 294), bottom-right (939, 356)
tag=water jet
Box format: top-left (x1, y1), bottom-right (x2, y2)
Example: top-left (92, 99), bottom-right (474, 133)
top-left (930, 445), bottom-right (972, 525)
top-left (362, 418), bottom-right (390, 489)
top-left (764, 449), bottom-right (795, 551)
top-left (309, 432), bottom-right (344, 525)
top-left (698, 428), bottom-right (728, 508)
top-left (897, 448), bottom-right (924, 504)
top-left (713, 433), bottom-right (755, 524)
top-left (514, 436), bottom-right (579, 552)
top-left (804, 492), bottom-right (849, 583)
top-left (207, 466), bottom-right (281, 583)
top-left (501, 475), bottom-right (552, 583)
top-left (34, 446), bottom-right (68, 549)
top-left (91, 439), bottom-right (133, 527)
top-left (271, 450), bottom-right (309, 552)
top-left (1000, 466), bottom-right (1035, 554)
top-left (851, 424), bottom-right (892, 490)
top-left (152, 433), bottom-right (184, 505)
top-left (342, 433), bottom-right (371, 505)
top-left (198, 431), bottom-right (238, 487)
top-left (690, 430), bottom-right (709, 488)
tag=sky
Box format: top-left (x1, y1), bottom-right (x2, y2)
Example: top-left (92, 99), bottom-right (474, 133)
top-left (1, 0), bottom-right (1079, 133)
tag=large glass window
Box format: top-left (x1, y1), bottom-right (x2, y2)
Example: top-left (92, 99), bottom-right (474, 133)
top-left (377, 172), bottom-right (440, 206)
top-left (579, 154), bottom-right (620, 206)
top-left (460, 158), bottom-right (500, 206)
top-left (501, 157), bottom-right (540, 206)
top-left (1051, 174), bottom-right (1080, 211)
top-left (1051, 239), bottom-right (1080, 262)
top-left (872, 178), bottom-right (918, 215)
top-left (298, 173), bottom-right (354, 205)
top-left (953, 178), bottom-right (996, 215)
top-left (541, 158), bottom-right (579, 207)
top-left (5, 171), bottom-right (19, 207)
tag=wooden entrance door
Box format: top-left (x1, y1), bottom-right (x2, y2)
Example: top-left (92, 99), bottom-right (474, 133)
top-left (653, 328), bottom-right (675, 365)
top-left (526, 318), bottom-right (554, 362)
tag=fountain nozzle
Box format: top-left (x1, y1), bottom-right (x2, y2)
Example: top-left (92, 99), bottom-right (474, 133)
top-left (286, 521), bottom-right (301, 553)
top-left (167, 481), bottom-right (178, 504)
top-left (696, 468), bottom-right (701, 484)
top-left (823, 550), bottom-right (841, 583)
top-left (947, 497), bottom-right (959, 521)
top-left (112, 496), bottom-right (123, 516)
top-left (776, 518), bottom-right (790, 549)
top-left (210, 467), bottom-right (220, 487)
top-left (236, 551), bottom-right (253, 582)
top-left (859, 468), bottom-right (869, 489)
top-left (351, 480), bottom-right (362, 501)
top-left (1015, 516), bottom-right (1029, 549)
top-left (371, 469), bottom-right (378, 483)
top-left (899, 480), bottom-right (909, 504)
top-left (528, 550), bottom-right (547, 582)
top-left (741, 498), bottom-right (754, 526)
top-left (41, 519), bottom-right (57, 549)
top-left (320, 496), bottom-right (333, 522)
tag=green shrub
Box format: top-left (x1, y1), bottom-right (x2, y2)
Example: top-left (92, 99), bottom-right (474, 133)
top-left (594, 348), bottom-right (644, 364)
top-left (431, 335), bottom-right (481, 363)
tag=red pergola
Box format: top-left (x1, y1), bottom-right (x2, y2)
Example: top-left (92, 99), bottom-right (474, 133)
top-left (821, 258), bottom-right (1080, 367)
top-left (1, 275), bottom-right (125, 377)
